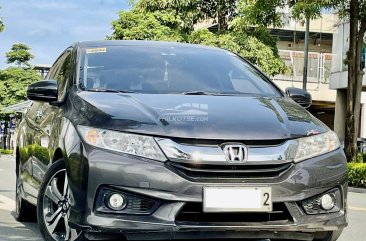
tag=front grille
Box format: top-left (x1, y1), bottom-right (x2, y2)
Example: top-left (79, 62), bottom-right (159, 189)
top-left (171, 138), bottom-right (287, 146)
top-left (176, 202), bottom-right (293, 225)
top-left (166, 161), bottom-right (292, 181)
top-left (124, 194), bottom-right (158, 214)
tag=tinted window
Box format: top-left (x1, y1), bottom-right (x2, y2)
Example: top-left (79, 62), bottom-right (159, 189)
top-left (80, 46), bottom-right (279, 96)
top-left (47, 50), bottom-right (71, 100)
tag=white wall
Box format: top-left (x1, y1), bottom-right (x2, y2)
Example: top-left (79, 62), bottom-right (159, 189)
top-left (273, 80), bottom-right (336, 102)
top-left (361, 93), bottom-right (366, 138)
top-left (329, 22), bottom-right (366, 90)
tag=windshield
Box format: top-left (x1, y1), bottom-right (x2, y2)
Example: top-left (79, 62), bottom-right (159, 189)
top-left (79, 45), bottom-right (280, 96)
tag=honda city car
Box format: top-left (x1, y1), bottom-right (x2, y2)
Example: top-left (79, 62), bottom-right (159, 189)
top-left (15, 41), bottom-right (347, 241)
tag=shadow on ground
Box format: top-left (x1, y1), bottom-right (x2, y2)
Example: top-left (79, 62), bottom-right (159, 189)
top-left (0, 211), bottom-right (40, 241)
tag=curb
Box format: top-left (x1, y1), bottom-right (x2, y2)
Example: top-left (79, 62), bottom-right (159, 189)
top-left (349, 187), bottom-right (366, 193)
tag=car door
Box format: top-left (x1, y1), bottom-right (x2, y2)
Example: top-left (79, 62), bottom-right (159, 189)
top-left (29, 49), bottom-right (72, 192)
top-left (18, 101), bottom-right (42, 199)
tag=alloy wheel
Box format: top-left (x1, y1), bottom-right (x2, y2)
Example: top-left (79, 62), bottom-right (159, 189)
top-left (42, 169), bottom-right (80, 241)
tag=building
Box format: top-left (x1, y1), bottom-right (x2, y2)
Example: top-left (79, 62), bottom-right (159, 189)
top-left (270, 13), bottom-right (339, 130)
top-left (34, 64), bottom-right (51, 78)
top-left (329, 21), bottom-right (366, 146)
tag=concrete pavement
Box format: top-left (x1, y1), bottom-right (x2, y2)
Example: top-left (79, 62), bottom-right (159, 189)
top-left (0, 154), bottom-right (365, 241)
top-left (0, 155), bottom-right (40, 241)
top-left (339, 192), bottom-right (366, 241)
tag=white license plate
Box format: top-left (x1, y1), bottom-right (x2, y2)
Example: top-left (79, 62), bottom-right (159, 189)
top-left (203, 187), bottom-right (272, 212)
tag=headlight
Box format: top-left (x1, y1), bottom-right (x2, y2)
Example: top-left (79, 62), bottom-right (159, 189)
top-left (294, 130), bottom-right (340, 163)
top-left (77, 126), bottom-right (166, 161)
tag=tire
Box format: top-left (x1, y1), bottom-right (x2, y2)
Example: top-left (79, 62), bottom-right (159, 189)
top-left (314, 229), bottom-right (343, 241)
top-left (37, 160), bottom-right (86, 241)
top-left (15, 168), bottom-right (37, 222)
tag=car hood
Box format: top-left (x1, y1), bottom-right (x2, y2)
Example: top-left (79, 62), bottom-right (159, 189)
top-left (73, 92), bottom-right (328, 140)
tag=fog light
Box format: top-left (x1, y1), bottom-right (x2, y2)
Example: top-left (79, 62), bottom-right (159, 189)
top-left (320, 194), bottom-right (335, 210)
top-left (301, 188), bottom-right (342, 214)
top-left (108, 193), bottom-right (125, 210)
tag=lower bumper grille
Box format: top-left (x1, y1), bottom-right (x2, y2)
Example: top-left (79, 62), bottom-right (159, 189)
top-left (166, 161), bottom-right (292, 181)
top-left (176, 202), bottom-right (293, 225)
top-left (95, 187), bottom-right (160, 215)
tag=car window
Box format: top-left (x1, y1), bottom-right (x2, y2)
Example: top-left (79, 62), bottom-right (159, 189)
top-left (47, 50), bottom-right (72, 100)
top-left (57, 52), bottom-right (71, 100)
top-left (80, 46), bottom-right (280, 96)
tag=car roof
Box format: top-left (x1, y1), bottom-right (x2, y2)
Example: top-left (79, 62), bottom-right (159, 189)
top-left (73, 40), bottom-right (224, 51)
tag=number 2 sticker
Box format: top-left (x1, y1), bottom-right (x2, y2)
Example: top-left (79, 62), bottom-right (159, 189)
top-left (263, 192), bottom-right (270, 206)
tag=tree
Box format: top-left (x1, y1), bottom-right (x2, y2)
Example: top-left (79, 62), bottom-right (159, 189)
top-left (0, 67), bottom-right (40, 109)
top-left (135, 0), bottom-right (238, 34)
top-left (0, 67), bottom-right (39, 150)
top-left (5, 43), bottom-right (34, 67)
top-left (110, 10), bottom-right (183, 41)
top-left (341, 0), bottom-right (366, 162)
top-left (196, 0), bottom-right (238, 33)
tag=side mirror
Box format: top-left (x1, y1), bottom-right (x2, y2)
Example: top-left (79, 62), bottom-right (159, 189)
top-left (27, 80), bottom-right (58, 102)
top-left (285, 87), bottom-right (312, 108)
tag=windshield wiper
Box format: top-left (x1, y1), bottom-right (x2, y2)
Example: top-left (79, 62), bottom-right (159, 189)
top-left (181, 91), bottom-right (229, 96)
top-left (87, 88), bottom-right (136, 93)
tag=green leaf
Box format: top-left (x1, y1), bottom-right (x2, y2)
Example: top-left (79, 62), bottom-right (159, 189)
top-left (5, 43), bottom-right (34, 67)
top-left (0, 67), bottom-right (40, 113)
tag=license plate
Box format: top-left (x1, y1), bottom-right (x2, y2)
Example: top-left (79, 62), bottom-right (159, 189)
top-left (203, 187), bottom-right (272, 212)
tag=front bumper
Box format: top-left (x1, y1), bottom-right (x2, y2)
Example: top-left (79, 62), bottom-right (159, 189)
top-left (66, 146), bottom-right (348, 240)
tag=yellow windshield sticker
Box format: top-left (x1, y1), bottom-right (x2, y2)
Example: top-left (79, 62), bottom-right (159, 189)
top-left (86, 48), bottom-right (107, 54)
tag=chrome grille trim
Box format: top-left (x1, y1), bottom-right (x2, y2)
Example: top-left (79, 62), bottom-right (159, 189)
top-left (166, 161), bottom-right (293, 180)
top-left (156, 138), bottom-right (298, 164)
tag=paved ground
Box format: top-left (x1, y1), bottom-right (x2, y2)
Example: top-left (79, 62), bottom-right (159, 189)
top-left (0, 154), bottom-right (365, 241)
top-left (0, 155), bottom-right (40, 241)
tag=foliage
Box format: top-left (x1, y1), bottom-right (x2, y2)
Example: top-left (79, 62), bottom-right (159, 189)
top-left (0, 149), bottom-right (13, 155)
top-left (235, 0), bottom-right (284, 28)
top-left (134, 0), bottom-right (202, 33)
top-left (348, 162), bottom-right (366, 188)
top-left (291, 2), bottom-right (324, 20)
top-left (110, 10), bottom-right (183, 41)
top-left (0, 111), bottom-right (14, 120)
top-left (357, 152), bottom-right (364, 163)
top-left (134, 0), bottom-right (238, 33)
top-left (197, 0), bottom-right (238, 33)
top-left (19, 144), bottom-right (50, 165)
top-left (5, 43), bottom-right (34, 67)
top-left (0, 67), bottom-right (40, 109)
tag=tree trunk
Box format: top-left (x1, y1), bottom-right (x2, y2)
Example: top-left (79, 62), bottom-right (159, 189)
top-left (217, 0), bottom-right (228, 33)
top-left (217, 0), bottom-right (223, 33)
top-left (344, 0), bottom-right (366, 162)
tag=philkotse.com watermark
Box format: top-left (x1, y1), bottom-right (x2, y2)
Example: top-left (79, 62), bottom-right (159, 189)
top-left (158, 103), bottom-right (209, 123)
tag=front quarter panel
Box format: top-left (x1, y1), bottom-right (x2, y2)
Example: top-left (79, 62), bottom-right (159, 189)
top-left (61, 118), bottom-right (89, 224)
top-left (17, 117), bottom-right (37, 200)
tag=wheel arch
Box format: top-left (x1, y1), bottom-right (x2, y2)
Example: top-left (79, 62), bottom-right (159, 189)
top-left (52, 148), bottom-right (64, 163)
